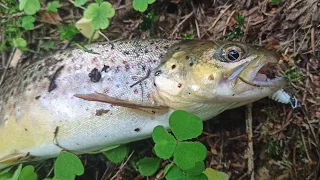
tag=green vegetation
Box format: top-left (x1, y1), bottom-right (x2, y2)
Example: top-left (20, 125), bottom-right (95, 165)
top-left (46, 1), bottom-right (61, 12)
top-left (133, 0), bottom-right (156, 12)
top-left (83, 2), bottom-right (115, 30)
top-left (271, 0), bottom-right (281, 5)
top-left (281, 66), bottom-right (303, 83)
top-left (226, 14), bottom-right (245, 40)
top-left (136, 110), bottom-right (228, 179)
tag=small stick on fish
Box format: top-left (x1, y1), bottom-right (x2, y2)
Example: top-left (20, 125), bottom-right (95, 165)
top-left (238, 76), bottom-right (261, 87)
top-left (245, 103), bottom-right (254, 180)
top-left (53, 126), bottom-right (71, 152)
top-left (130, 68), bottom-right (151, 88)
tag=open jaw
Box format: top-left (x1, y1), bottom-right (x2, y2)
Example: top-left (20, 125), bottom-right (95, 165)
top-left (234, 62), bottom-right (287, 88)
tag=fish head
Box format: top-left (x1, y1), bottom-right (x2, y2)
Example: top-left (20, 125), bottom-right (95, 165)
top-left (153, 40), bottom-right (287, 118)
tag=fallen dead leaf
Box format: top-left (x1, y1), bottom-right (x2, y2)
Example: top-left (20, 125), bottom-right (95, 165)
top-left (40, 12), bottom-right (62, 25)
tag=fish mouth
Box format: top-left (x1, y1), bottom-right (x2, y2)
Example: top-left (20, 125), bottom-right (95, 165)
top-left (232, 57), bottom-right (287, 90)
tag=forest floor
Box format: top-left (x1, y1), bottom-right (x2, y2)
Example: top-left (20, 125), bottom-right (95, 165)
top-left (0, 0), bottom-right (319, 179)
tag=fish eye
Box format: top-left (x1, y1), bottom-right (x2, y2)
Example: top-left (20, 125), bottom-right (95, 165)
top-left (223, 46), bottom-right (243, 62)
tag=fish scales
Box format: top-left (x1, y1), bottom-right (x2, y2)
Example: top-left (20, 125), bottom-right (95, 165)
top-left (0, 39), bottom-right (287, 169)
top-left (0, 39), bottom-right (179, 168)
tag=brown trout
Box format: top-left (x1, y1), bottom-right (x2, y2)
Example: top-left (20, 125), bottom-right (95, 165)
top-left (0, 39), bottom-right (287, 169)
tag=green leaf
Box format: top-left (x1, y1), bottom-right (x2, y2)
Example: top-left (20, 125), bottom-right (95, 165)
top-left (271, 0), bottom-right (281, 5)
top-left (152, 125), bottom-right (177, 159)
top-left (103, 145), bottom-right (128, 163)
top-left (19, 0), bottom-right (40, 15)
top-left (21, 15), bottom-right (35, 30)
top-left (137, 157), bottom-right (161, 176)
top-left (165, 164), bottom-right (185, 180)
top-left (95, 0), bottom-right (103, 4)
top-left (186, 173), bottom-right (208, 180)
top-left (235, 15), bottom-right (245, 26)
top-left (133, 0), bottom-right (148, 12)
top-left (47, 1), bottom-right (61, 12)
top-left (11, 164), bottom-right (22, 180)
top-left (169, 110), bottom-right (203, 141)
top-left (41, 41), bottom-right (55, 51)
top-left (74, 0), bottom-right (87, 7)
top-left (54, 151), bottom-right (84, 180)
top-left (184, 161), bottom-right (205, 176)
top-left (58, 24), bottom-right (79, 41)
top-left (133, 0), bottom-right (155, 12)
top-left (173, 142), bottom-right (207, 170)
top-left (203, 168), bottom-right (229, 180)
top-left (0, 167), bottom-right (13, 180)
top-left (84, 2), bottom-right (115, 30)
top-left (12, 37), bottom-right (27, 49)
top-left (18, 165), bottom-right (37, 180)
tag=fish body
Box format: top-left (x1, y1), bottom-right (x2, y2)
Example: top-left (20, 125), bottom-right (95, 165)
top-left (0, 39), bottom-right (286, 169)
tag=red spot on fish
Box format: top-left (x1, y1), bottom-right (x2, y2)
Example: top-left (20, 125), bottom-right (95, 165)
top-left (154, 59), bottom-right (157, 63)
top-left (178, 83), bottom-right (182, 88)
top-left (28, 88), bottom-right (31, 91)
top-left (91, 57), bottom-right (98, 63)
top-left (5, 117), bottom-right (8, 121)
top-left (125, 64), bottom-right (130, 71)
top-left (134, 88), bottom-right (139, 94)
top-left (122, 61), bottom-right (128, 64)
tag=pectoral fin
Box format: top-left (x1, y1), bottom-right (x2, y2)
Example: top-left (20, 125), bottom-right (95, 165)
top-left (74, 93), bottom-right (169, 114)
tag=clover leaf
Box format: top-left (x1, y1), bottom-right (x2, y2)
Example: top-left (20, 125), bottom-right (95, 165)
top-left (12, 37), bottom-right (28, 51)
top-left (103, 145), bottom-right (128, 163)
top-left (18, 165), bottom-right (37, 180)
top-left (184, 161), bottom-right (205, 176)
top-left (169, 110), bottom-right (203, 141)
top-left (47, 1), bottom-right (61, 12)
top-left (74, 0), bottom-right (87, 7)
top-left (54, 151), bottom-right (84, 180)
top-left (165, 164), bottom-right (184, 180)
top-left (84, 2), bottom-right (115, 30)
top-left (152, 125), bottom-right (177, 159)
top-left (137, 157), bottom-right (161, 176)
top-left (133, 0), bottom-right (156, 12)
top-left (21, 16), bottom-right (35, 30)
top-left (19, 0), bottom-right (40, 15)
top-left (173, 142), bottom-right (207, 170)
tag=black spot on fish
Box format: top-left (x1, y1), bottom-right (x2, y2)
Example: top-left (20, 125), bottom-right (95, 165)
top-left (134, 128), bottom-right (140, 132)
top-left (171, 65), bottom-right (176, 69)
top-left (35, 95), bottom-right (41, 100)
top-left (164, 45), bottom-right (169, 49)
top-left (88, 68), bottom-right (101, 82)
top-left (95, 109), bottom-right (110, 116)
top-left (153, 83), bottom-right (157, 87)
top-left (110, 43), bottom-right (115, 50)
top-left (123, 51), bottom-right (130, 55)
top-left (101, 65), bottom-right (110, 72)
top-left (174, 46), bottom-right (180, 51)
top-left (38, 65), bottom-right (43, 71)
top-left (144, 49), bottom-right (149, 53)
top-left (48, 66), bottom-right (64, 92)
top-left (25, 128), bottom-right (28, 131)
